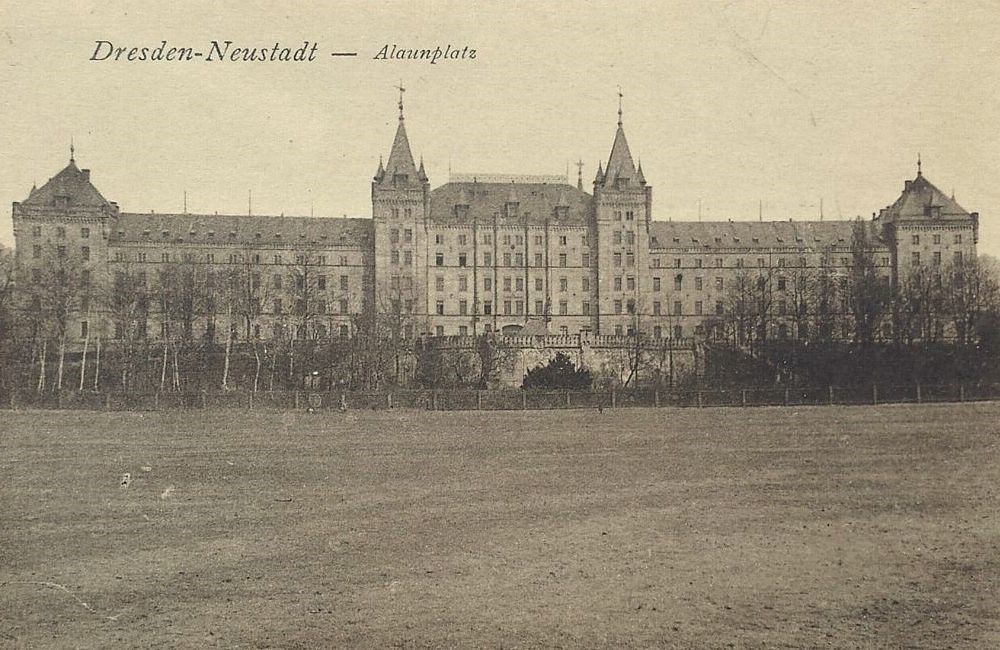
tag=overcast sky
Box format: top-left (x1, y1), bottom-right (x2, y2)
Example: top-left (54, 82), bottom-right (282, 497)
top-left (1, 1), bottom-right (998, 256)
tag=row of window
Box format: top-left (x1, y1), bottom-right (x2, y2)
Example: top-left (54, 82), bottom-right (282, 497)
top-left (111, 251), bottom-right (353, 265)
top-left (29, 225), bottom-right (89, 239)
top-left (393, 230), bottom-right (593, 248)
top-left (912, 251), bottom-right (963, 266)
top-left (912, 233), bottom-right (963, 245)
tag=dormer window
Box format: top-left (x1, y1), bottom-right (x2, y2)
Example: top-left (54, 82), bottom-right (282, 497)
top-left (394, 173), bottom-right (408, 185)
top-left (161, 230), bottom-right (169, 239)
top-left (506, 202), bottom-right (519, 218)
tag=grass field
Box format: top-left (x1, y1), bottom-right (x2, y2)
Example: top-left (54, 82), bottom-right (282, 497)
top-left (1, 403), bottom-right (999, 649)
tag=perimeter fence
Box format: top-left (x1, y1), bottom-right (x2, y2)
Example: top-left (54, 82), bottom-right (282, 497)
top-left (3, 382), bottom-right (999, 412)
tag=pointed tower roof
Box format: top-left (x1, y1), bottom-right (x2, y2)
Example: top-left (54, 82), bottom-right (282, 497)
top-left (594, 161), bottom-right (605, 184)
top-left (881, 166), bottom-right (972, 223)
top-left (22, 158), bottom-right (109, 208)
top-left (374, 155), bottom-right (385, 182)
top-left (604, 124), bottom-right (637, 185)
top-left (382, 118), bottom-right (419, 183)
top-left (417, 156), bottom-right (428, 182)
top-left (636, 159), bottom-right (646, 185)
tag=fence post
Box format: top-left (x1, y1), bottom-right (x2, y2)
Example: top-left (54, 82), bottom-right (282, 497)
top-left (696, 390), bottom-right (703, 408)
top-left (565, 390), bottom-right (571, 408)
top-left (105, 392), bottom-right (111, 411)
top-left (248, 391), bottom-right (254, 410)
top-left (916, 384), bottom-right (921, 404)
top-left (201, 391), bottom-right (207, 408)
top-left (784, 388), bottom-right (789, 406)
top-left (387, 393), bottom-right (393, 409)
top-left (57, 391), bottom-right (63, 409)
top-left (611, 390), bottom-right (617, 409)
top-left (521, 391), bottom-right (527, 410)
top-left (432, 391), bottom-right (438, 410)
top-left (960, 385), bottom-right (965, 402)
top-left (828, 385), bottom-right (834, 406)
top-left (654, 389), bottom-right (659, 407)
top-left (872, 384), bottom-right (878, 405)
top-left (741, 389), bottom-right (747, 407)
top-left (476, 390), bottom-right (482, 410)
top-left (294, 391), bottom-right (300, 409)
top-left (154, 392), bottom-right (159, 410)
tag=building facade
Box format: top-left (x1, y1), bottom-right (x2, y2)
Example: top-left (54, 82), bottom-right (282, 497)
top-left (10, 101), bottom-right (980, 347)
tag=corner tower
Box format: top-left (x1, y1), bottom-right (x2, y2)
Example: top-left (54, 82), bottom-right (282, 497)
top-left (592, 96), bottom-right (652, 335)
top-left (372, 88), bottom-right (430, 336)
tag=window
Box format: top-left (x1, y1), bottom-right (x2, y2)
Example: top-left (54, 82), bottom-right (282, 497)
top-left (535, 300), bottom-right (544, 315)
top-left (614, 300), bottom-right (622, 314)
top-left (482, 232), bottom-right (492, 244)
top-left (716, 277), bottom-right (724, 291)
top-left (535, 278), bottom-right (543, 291)
top-left (80, 227), bottom-right (90, 239)
top-left (653, 277), bottom-right (661, 292)
top-left (582, 253), bottom-right (590, 266)
top-left (32, 245), bottom-right (41, 259)
top-left (695, 301), bottom-right (703, 316)
top-left (436, 276), bottom-right (445, 292)
top-left (674, 275), bottom-right (683, 291)
top-left (273, 255), bottom-right (282, 264)
top-left (695, 277), bottom-right (703, 291)
top-left (933, 234), bottom-right (941, 245)
top-left (778, 300), bottom-right (787, 316)
top-left (504, 277), bottom-right (512, 291)
top-left (391, 250), bottom-right (399, 265)
top-left (933, 251), bottom-right (941, 265)
top-left (757, 257), bottom-right (765, 268)
top-left (457, 234), bottom-right (467, 246)
top-left (614, 231), bottom-right (622, 245)
top-left (673, 301), bottom-right (682, 316)
top-left (653, 326), bottom-right (662, 339)
top-left (458, 253), bottom-right (467, 267)
top-left (954, 251), bottom-right (963, 264)
top-left (652, 257), bottom-right (661, 268)
top-left (559, 253), bottom-right (567, 267)
top-left (316, 300), bottom-right (327, 314)
top-left (484, 301), bottom-right (493, 315)
top-left (459, 276), bottom-right (468, 292)
top-left (459, 325), bottom-right (468, 336)
top-left (391, 276), bottom-right (400, 291)
top-left (273, 299), bottom-right (283, 314)
top-left (484, 277), bottom-right (492, 291)
top-left (339, 299), bottom-right (348, 314)
top-left (625, 211), bottom-right (634, 221)
top-left (56, 226), bottom-right (66, 238)
top-left (340, 275), bottom-right (349, 290)
top-left (459, 300), bottom-right (468, 315)
top-left (559, 277), bottom-right (568, 292)
top-left (912, 252), bottom-right (921, 266)
top-left (653, 301), bottom-right (661, 315)
top-left (582, 233), bottom-right (589, 247)
top-left (626, 253), bottom-right (634, 267)
top-left (273, 274), bottom-right (282, 289)
top-left (161, 252), bottom-right (169, 263)
top-left (777, 258), bottom-right (785, 268)
top-left (582, 277), bottom-right (590, 292)
top-left (404, 251), bottom-right (412, 266)
top-left (390, 228), bottom-right (399, 243)
top-left (483, 252), bottom-right (492, 266)
top-left (954, 234), bottom-right (963, 244)
top-left (436, 253), bottom-right (444, 266)
top-left (340, 325), bottom-right (349, 338)
top-left (674, 259), bottom-right (682, 268)
top-left (515, 278), bottom-right (523, 291)
top-left (716, 301), bottom-right (724, 316)
top-left (534, 235), bottom-right (543, 245)
top-left (317, 276), bottom-right (326, 290)
top-left (912, 235), bottom-right (920, 245)
top-left (613, 252), bottom-right (622, 267)
top-left (57, 245), bottom-right (67, 258)
top-left (777, 277), bottom-right (786, 291)
top-left (515, 253), bottom-right (523, 266)
top-left (206, 254), bottom-right (214, 264)
top-left (559, 300), bottom-right (568, 315)
top-left (534, 253), bottom-right (543, 267)
top-left (435, 325), bottom-right (445, 336)
top-left (402, 228), bottom-right (412, 243)
top-left (582, 301), bottom-right (591, 315)
top-left (435, 234), bottom-right (444, 245)
top-left (32, 225), bottom-right (42, 237)
top-left (504, 300), bottom-right (512, 315)
top-left (503, 253), bottom-right (511, 266)
top-left (626, 276), bottom-right (635, 291)
top-left (614, 277), bottom-right (622, 291)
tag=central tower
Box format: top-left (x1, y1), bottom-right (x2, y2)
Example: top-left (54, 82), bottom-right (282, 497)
top-left (592, 96), bottom-right (652, 335)
top-left (372, 89), bottom-right (430, 337)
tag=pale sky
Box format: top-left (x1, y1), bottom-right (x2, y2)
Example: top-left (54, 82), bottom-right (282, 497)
top-left (1, 1), bottom-right (998, 256)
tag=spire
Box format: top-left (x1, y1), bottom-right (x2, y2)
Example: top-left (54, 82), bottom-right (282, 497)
top-left (617, 86), bottom-right (623, 127)
top-left (594, 161), bottom-right (605, 184)
top-left (418, 155), bottom-right (428, 182)
top-left (69, 137), bottom-right (75, 163)
top-left (604, 123), bottom-right (636, 185)
top-left (917, 152), bottom-right (922, 176)
top-left (374, 155), bottom-right (385, 181)
top-left (381, 92), bottom-right (420, 186)
top-left (636, 159), bottom-right (646, 185)
top-left (395, 80), bottom-right (405, 121)
top-left (576, 159), bottom-right (584, 191)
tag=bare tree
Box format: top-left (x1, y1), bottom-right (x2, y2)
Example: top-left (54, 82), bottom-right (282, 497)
top-left (943, 255), bottom-right (1000, 346)
top-left (845, 220), bottom-right (890, 345)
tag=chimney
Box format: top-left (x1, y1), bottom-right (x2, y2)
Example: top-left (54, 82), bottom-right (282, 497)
top-left (904, 180), bottom-right (912, 191)
top-left (81, 169), bottom-right (90, 181)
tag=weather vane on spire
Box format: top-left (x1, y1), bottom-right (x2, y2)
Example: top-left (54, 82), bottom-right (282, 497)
top-left (395, 81), bottom-right (405, 120)
top-left (917, 152), bottom-right (922, 176)
top-left (70, 136), bottom-right (75, 163)
top-left (617, 86), bottom-right (623, 127)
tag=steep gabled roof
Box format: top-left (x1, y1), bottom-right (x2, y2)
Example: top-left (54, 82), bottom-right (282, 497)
top-left (603, 125), bottom-right (637, 185)
top-left (22, 160), bottom-right (110, 208)
top-left (881, 173), bottom-right (971, 223)
top-left (428, 182), bottom-right (593, 225)
top-left (377, 118), bottom-right (420, 187)
top-left (648, 220), bottom-right (873, 250)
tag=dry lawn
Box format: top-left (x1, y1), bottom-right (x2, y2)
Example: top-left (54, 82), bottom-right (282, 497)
top-left (1, 403), bottom-right (999, 648)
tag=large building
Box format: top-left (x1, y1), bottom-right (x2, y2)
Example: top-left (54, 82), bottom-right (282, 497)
top-left (10, 99), bottom-right (980, 346)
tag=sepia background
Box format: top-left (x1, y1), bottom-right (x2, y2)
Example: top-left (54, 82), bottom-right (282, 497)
top-left (1, 0), bottom-right (998, 256)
